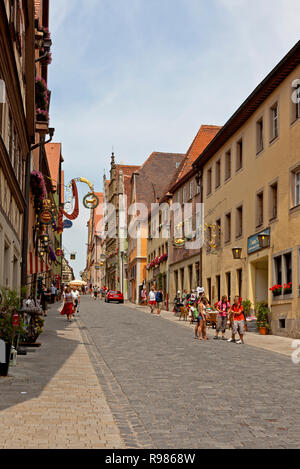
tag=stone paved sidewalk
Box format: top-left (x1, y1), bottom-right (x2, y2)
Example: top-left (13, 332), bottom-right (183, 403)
top-left (125, 302), bottom-right (296, 357)
top-left (0, 304), bottom-right (124, 449)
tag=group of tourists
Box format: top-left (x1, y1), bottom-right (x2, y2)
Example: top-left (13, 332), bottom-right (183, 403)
top-left (148, 286), bottom-right (164, 316)
top-left (90, 285), bottom-right (108, 300)
top-left (171, 288), bottom-right (246, 344)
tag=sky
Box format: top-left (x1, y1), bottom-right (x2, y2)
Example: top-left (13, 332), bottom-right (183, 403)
top-left (49, 0), bottom-right (300, 278)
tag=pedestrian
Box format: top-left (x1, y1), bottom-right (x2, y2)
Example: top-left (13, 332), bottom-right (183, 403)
top-left (192, 304), bottom-right (201, 339)
top-left (173, 291), bottom-right (182, 314)
top-left (41, 284), bottom-right (50, 317)
top-left (93, 285), bottom-right (98, 300)
top-left (228, 296), bottom-right (245, 344)
top-left (60, 286), bottom-right (75, 321)
top-left (155, 288), bottom-right (164, 316)
top-left (148, 287), bottom-right (156, 314)
top-left (214, 295), bottom-right (231, 340)
top-left (141, 287), bottom-right (147, 306)
top-left (51, 283), bottom-right (56, 304)
top-left (199, 298), bottom-right (209, 340)
top-left (72, 288), bottom-right (80, 314)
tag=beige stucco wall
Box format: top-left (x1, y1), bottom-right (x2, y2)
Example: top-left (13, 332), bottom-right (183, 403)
top-left (202, 65), bottom-right (300, 338)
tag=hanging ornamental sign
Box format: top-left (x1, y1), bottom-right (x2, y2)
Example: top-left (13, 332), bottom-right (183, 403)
top-left (39, 209), bottom-right (54, 225)
top-left (83, 192), bottom-right (99, 210)
top-left (173, 238), bottom-right (186, 248)
top-left (63, 219), bottom-right (73, 229)
top-left (57, 177), bottom-right (100, 235)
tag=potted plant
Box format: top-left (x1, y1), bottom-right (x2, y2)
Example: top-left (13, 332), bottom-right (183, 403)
top-left (0, 288), bottom-right (24, 377)
top-left (269, 284), bottom-right (282, 297)
top-left (283, 282), bottom-right (292, 295)
top-left (242, 299), bottom-right (252, 332)
top-left (256, 301), bottom-right (270, 335)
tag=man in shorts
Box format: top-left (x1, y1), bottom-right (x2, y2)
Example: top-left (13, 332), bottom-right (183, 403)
top-left (228, 296), bottom-right (245, 344)
top-left (148, 287), bottom-right (156, 314)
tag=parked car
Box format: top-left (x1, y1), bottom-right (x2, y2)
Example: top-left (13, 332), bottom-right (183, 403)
top-left (105, 291), bottom-right (124, 304)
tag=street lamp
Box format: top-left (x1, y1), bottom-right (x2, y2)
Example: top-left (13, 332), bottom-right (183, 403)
top-left (232, 247), bottom-right (244, 260)
top-left (258, 234), bottom-right (270, 249)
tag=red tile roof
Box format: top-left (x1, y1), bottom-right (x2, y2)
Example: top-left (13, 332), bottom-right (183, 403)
top-left (45, 143), bottom-right (62, 191)
top-left (176, 125), bottom-right (222, 181)
top-left (133, 152), bottom-right (185, 208)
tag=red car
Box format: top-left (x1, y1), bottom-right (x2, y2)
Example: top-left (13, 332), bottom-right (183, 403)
top-left (105, 290), bottom-right (124, 304)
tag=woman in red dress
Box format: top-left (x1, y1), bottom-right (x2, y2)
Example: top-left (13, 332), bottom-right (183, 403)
top-left (61, 287), bottom-right (75, 321)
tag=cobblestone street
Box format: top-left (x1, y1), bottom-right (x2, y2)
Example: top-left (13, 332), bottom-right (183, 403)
top-left (1, 296), bottom-right (300, 449)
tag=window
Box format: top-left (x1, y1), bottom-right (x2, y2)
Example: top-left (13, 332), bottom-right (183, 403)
top-left (185, 217), bottom-right (193, 238)
top-left (189, 265), bottom-right (193, 290)
top-left (207, 168), bottom-right (212, 195)
top-left (284, 252), bottom-right (292, 285)
top-left (225, 272), bottom-right (231, 302)
top-left (215, 159), bottom-right (221, 188)
top-left (236, 139), bottom-right (243, 171)
top-left (225, 150), bottom-right (231, 181)
top-left (297, 85), bottom-right (300, 120)
top-left (270, 103), bottom-right (278, 140)
top-left (180, 268), bottom-right (185, 291)
top-left (256, 191), bottom-right (264, 227)
top-left (274, 256), bottom-right (282, 286)
top-left (295, 171), bottom-right (300, 206)
top-left (225, 212), bottom-right (231, 244)
top-left (196, 178), bottom-right (201, 195)
top-left (256, 118), bottom-right (264, 154)
top-left (273, 251), bottom-right (293, 297)
top-left (236, 205), bottom-right (243, 238)
top-left (182, 186), bottom-right (187, 204)
top-left (189, 180), bottom-right (194, 200)
top-left (237, 269), bottom-right (243, 298)
top-left (195, 210), bottom-right (202, 239)
top-left (216, 275), bottom-right (221, 301)
top-left (269, 181), bottom-right (278, 220)
top-left (207, 278), bottom-right (212, 303)
top-left (174, 270), bottom-right (178, 294)
top-left (291, 82), bottom-right (300, 123)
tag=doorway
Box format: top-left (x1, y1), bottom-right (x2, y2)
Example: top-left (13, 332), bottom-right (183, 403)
top-left (250, 257), bottom-right (269, 305)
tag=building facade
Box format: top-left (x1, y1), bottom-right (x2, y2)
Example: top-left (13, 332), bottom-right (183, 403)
top-left (128, 151), bottom-right (185, 304)
top-left (23, 0), bottom-right (58, 295)
top-left (86, 192), bottom-right (105, 288)
top-left (168, 125), bottom-right (221, 303)
top-left (0, 0), bottom-right (35, 291)
top-left (193, 41), bottom-right (300, 338)
top-left (104, 153), bottom-right (140, 297)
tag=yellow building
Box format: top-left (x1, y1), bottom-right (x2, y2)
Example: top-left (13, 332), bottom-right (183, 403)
top-left (193, 41), bottom-right (300, 338)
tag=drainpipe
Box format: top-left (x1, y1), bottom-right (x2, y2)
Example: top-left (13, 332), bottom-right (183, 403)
top-left (166, 193), bottom-right (173, 311)
top-left (21, 128), bottom-right (55, 290)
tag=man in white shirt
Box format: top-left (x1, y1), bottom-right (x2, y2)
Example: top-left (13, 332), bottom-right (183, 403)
top-left (72, 289), bottom-right (80, 314)
top-left (148, 287), bottom-right (156, 314)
